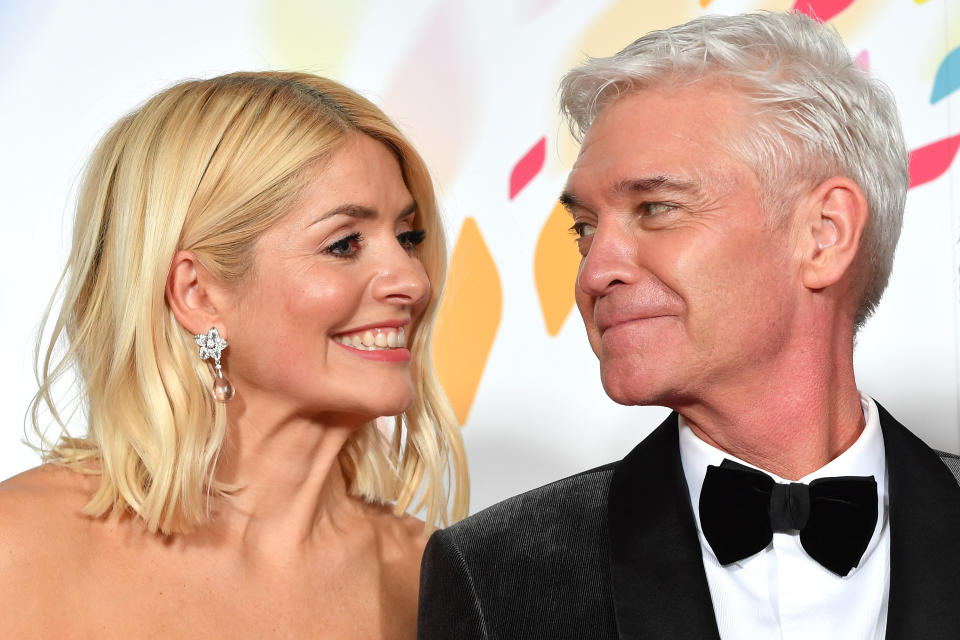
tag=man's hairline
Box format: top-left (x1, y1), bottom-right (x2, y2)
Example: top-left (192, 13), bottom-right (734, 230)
top-left (566, 74), bottom-right (807, 228)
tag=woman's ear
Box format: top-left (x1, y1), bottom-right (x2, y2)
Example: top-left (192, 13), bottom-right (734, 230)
top-left (799, 177), bottom-right (869, 291)
top-left (165, 251), bottom-right (228, 336)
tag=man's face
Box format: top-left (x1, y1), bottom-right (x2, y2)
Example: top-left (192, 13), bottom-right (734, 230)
top-left (563, 83), bottom-right (803, 408)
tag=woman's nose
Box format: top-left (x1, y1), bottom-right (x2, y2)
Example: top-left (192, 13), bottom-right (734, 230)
top-left (371, 244), bottom-right (431, 308)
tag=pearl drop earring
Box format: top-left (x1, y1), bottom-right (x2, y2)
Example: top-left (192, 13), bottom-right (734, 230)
top-left (194, 327), bottom-right (234, 402)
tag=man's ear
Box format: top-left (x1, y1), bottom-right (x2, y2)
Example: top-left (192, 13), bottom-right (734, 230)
top-left (165, 251), bottom-right (229, 336)
top-left (799, 177), bottom-right (868, 291)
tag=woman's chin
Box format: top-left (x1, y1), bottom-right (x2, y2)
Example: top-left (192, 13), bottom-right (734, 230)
top-left (337, 393), bottom-right (415, 425)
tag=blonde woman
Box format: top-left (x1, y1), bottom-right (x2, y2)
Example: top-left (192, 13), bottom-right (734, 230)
top-left (0, 72), bottom-right (467, 638)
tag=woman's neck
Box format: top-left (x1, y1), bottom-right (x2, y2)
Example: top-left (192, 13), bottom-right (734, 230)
top-left (200, 395), bottom-right (374, 556)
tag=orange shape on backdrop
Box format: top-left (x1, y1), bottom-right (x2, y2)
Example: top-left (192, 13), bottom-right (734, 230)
top-left (432, 218), bottom-right (502, 425)
top-left (535, 201), bottom-right (582, 336)
top-left (699, 0), bottom-right (714, 7)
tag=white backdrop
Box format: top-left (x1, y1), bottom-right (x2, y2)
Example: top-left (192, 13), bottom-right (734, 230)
top-left (2, 0), bottom-right (959, 515)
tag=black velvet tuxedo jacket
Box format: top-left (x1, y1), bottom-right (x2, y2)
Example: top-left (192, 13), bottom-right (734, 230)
top-left (418, 404), bottom-right (960, 639)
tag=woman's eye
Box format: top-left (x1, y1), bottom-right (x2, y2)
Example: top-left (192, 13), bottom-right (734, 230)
top-left (570, 222), bottom-right (596, 239)
top-left (397, 229), bottom-right (426, 251)
top-left (323, 232), bottom-right (362, 257)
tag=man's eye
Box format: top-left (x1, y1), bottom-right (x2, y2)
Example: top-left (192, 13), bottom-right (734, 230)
top-left (397, 229), bottom-right (426, 251)
top-left (570, 222), bottom-right (596, 239)
top-left (643, 202), bottom-right (676, 216)
top-left (323, 232), bottom-right (362, 257)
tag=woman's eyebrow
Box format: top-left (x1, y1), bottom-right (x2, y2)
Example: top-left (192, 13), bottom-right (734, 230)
top-left (311, 204), bottom-right (377, 226)
top-left (309, 201), bottom-right (417, 228)
top-left (396, 202), bottom-right (417, 221)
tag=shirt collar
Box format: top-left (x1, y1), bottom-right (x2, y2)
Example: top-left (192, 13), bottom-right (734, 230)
top-left (678, 393), bottom-right (888, 568)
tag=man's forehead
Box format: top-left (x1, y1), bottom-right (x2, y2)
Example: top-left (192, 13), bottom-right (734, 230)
top-left (563, 87), bottom-right (755, 206)
top-left (576, 82), bottom-right (754, 153)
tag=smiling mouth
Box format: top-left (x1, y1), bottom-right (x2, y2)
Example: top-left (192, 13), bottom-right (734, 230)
top-left (332, 327), bottom-right (407, 351)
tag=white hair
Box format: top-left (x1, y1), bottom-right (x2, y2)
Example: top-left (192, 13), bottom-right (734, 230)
top-left (560, 11), bottom-right (909, 328)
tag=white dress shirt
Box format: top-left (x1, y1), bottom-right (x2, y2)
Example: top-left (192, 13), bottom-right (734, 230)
top-left (678, 394), bottom-right (890, 640)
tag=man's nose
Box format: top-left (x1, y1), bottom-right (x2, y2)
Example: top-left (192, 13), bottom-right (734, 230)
top-left (577, 223), bottom-right (641, 297)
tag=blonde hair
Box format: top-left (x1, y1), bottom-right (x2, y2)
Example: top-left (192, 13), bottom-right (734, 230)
top-left (31, 72), bottom-right (468, 535)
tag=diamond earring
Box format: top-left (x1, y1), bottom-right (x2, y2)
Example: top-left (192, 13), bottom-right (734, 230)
top-left (194, 327), bottom-right (234, 402)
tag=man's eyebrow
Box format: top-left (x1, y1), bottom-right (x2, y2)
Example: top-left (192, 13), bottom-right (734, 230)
top-left (558, 191), bottom-right (583, 216)
top-left (559, 176), bottom-right (700, 217)
top-left (614, 176), bottom-right (700, 196)
top-left (309, 201), bottom-right (417, 227)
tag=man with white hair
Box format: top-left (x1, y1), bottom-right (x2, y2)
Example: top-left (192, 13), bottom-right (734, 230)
top-left (418, 11), bottom-right (960, 640)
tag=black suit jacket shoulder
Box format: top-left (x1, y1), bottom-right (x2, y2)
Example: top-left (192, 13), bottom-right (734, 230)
top-left (419, 464), bottom-right (619, 639)
top-left (419, 406), bottom-right (960, 640)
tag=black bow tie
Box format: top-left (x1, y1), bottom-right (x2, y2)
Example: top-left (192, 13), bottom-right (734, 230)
top-left (699, 459), bottom-right (878, 576)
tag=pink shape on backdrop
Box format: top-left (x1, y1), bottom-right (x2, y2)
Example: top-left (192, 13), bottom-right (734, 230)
top-left (792, 0), bottom-right (855, 22)
top-left (517, 0), bottom-right (561, 22)
top-left (381, 3), bottom-right (473, 189)
top-left (854, 50), bottom-right (869, 72)
top-left (509, 137), bottom-right (546, 199)
top-left (908, 133), bottom-right (960, 189)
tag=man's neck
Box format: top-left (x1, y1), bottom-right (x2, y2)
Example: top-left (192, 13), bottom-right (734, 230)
top-left (674, 328), bottom-right (864, 480)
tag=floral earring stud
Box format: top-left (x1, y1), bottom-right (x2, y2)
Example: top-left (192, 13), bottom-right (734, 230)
top-left (195, 327), bottom-right (234, 402)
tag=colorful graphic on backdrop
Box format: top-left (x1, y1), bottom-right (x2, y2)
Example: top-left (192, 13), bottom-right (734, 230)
top-left (931, 46), bottom-right (960, 104)
top-left (793, 0), bottom-right (855, 22)
top-left (909, 134), bottom-right (960, 189)
top-left (535, 201), bottom-right (581, 336)
top-left (432, 218), bottom-right (502, 425)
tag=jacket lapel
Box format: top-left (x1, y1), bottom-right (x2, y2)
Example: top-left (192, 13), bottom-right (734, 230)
top-left (608, 413), bottom-right (721, 639)
top-left (880, 402), bottom-right (960, 639)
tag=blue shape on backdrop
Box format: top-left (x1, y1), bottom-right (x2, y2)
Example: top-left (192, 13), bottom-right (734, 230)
top-left (931, 46), bottom-right (960, 104)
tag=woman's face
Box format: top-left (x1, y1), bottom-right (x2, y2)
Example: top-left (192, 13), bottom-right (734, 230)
top-left (221, 133), bottom-right (431, 421)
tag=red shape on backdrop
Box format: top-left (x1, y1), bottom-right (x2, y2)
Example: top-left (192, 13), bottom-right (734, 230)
top-left (908, 133), bottom-right (960, 189)
top-left (509, 137), bottom-right (546, 199)
top-left (792, 0), bottom-right (855, 22)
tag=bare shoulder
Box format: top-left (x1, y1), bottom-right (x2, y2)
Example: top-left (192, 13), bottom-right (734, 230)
top-left (0, 464), bottom-right (97, 538)
top-left (0, 466), bottom-right (99, 617)
top-left (358, 503), bottom-right (429, 637)
top-left (365, 502), bottom-right (430, 561)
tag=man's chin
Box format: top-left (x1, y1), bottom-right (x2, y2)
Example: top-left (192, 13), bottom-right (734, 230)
top-left (599, 369), bottom-right (664, 407)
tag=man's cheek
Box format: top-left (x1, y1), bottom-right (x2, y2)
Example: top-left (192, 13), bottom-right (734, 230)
top-left (574, 292), bottom-right (600, 348)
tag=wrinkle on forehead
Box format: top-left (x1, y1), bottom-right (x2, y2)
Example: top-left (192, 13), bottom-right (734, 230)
top-left (567, 86), bottom-right (764, 215)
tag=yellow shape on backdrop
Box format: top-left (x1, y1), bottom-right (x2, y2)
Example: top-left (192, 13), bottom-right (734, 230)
top-left (535, 201), bottom-right (582, 336)
top-left (432, 218), bottom-right (502, 425)
top-left (553, 0), bottom-right (797, 170)
top-left (554, 1), bottom-right (702, 171)
top-left (262, 0), bottom-right (364, 74)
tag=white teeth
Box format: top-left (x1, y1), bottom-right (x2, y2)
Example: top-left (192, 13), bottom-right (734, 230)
top-left (333, 327), bottom-right (408, 351)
